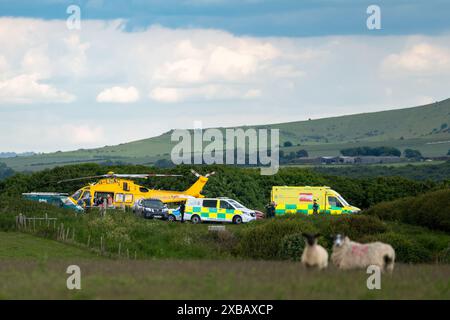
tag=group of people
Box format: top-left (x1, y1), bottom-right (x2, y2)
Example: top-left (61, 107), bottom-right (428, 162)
top-left (77, 193), bottom-right (114, 217)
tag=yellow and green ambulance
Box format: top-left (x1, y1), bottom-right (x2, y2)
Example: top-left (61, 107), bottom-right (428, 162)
top-left (169, 197), bottom-right (256, 224)
top-left (271, 186), bottom-right (360, 215)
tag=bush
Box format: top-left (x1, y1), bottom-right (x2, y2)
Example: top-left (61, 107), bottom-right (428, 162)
top-left (365, 189), bottom-right (450, 232)
top-left (404, 149), bottom-right (422, 159)
top-left (234, 218), bottom-right (315, 259)
top-left (279, 233), bottom-right (305, 261)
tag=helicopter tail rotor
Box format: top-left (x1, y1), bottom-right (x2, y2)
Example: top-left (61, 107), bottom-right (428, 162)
top-left (190, 169), bottom-right (215, 178)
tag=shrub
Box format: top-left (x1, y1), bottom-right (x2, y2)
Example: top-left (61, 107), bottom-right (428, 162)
top-left (234, 218), bottom-right (315, 259)
top-left (365, 189), bottom-right (450, 232)
top-left (279, 233), bottom-right (305, 261)
top-left (404, 149), bottom-right (422, 159)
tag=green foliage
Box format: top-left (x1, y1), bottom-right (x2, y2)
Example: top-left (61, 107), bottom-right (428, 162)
top-left (365, 189), bottom-right (450, 232)
top-left (0, 163), bottom-right (442, 211)
top-left (1, 195), bottom-right (449, 263)
top-left (0, 163), bottom-right (14, 181)
top-left (279, 233), bottom-right (305, 261)
top-left (340, 146), bottom-right (401, 157)
top-left (296, 149), bottom-right (308, 158)
top-left (404, 149), bottom-right (422, 159)
top-left (313, 161), bottom-right (450, 181)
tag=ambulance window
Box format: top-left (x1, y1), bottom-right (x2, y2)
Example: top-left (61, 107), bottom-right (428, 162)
top-left (220, 201), bottom-right (234, 210)
top-left (203, 200), bottom-right (217, 208)
top-left (115, 193), bottom-right (124, 202)
top-left (328, 196), bottom-right (343, 208)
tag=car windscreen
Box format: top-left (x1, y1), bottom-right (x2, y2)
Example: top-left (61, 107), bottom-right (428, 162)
top-left (143, 200), bottom-right (164, 208)
top-left (228, 199), bottom-right (245, 209)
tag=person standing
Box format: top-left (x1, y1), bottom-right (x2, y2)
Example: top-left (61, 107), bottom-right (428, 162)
top-left (179, 202), bottom-right (186, 222)
top-left (101, 197), bottom-right (107, 217)
top-left (312, 199), bottom-right (319, 215)
top-left (265, 201), bottom-right (276, 218)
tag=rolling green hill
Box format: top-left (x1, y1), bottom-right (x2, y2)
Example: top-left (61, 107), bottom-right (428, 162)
top-left (3, 99), bottom-right (450, 172)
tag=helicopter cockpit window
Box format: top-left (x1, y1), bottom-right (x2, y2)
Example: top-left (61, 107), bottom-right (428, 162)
top-left (123, 182), bottom-right (130, 191)
top-left (71, 190), bottom-right (83, 201)
top-left (139, 187), bottom-right (149, 193)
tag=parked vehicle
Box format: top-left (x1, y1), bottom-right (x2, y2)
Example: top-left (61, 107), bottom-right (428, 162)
top-left (169, 197), bottom-right (256, 224)
top-left (271, 186), bottom-right (360, 215)
top-left (253, 210), bottom-right (265, 220)
top-left (133, 198), bottom-right (169, 220)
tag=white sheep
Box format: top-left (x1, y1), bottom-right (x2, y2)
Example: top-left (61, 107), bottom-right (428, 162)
top-left (331, 234), bottom-right (395, 273)
top-left (301, 233), bottom-right (329, 270)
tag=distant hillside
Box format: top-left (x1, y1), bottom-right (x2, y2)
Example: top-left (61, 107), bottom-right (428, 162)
top-left (0, 152), bottom-right (35, 158)
top-left (3, 99), bottom-right (450, 172)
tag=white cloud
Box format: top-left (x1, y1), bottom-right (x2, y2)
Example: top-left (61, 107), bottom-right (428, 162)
top-left (2, 17), bottom-right (450, 152)
top-left (96, 86), bottom-right (140, 103)
top-left (0, 73), bottom-right (75, 104)
top-left (381, 43), bottom-right (450, 75)
top-left (149, 87), bottom-right (181, 103)
top-left (66, 124), bottom-right (105, 144)
top-left (149, 84), bottom-right (260, 103)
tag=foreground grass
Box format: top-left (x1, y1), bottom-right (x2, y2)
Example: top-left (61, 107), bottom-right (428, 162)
top-left (0, 231), bottom-right (98, 260)
top-left (1, 259), bottom-right (449, 299)
top-left (0, 232), bottom-right (449, 299)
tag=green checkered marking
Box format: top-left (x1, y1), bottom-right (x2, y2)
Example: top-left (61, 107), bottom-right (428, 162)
top-left (218, 213), bottom-right (226, 219)
top-left (201, 213), bottom-right (209, 218)
top-left (193, 207), bottom-right (201, 212)
top-left (285, 204), bottom-right (297, 210)
top-left (210, 208), bottom-right (217, 213)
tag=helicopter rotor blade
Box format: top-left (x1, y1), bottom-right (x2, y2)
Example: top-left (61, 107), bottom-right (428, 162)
top-left (205, 171), bottom-right (216, 178)
top-left (57, 175), bottom-right (107, 184)
top-left (190, 169), bottom-right (201, 178)
top-left (113, 173), bottom-right (182, 178)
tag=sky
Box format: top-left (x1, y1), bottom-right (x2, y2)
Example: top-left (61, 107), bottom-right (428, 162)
top-left (1, 0), bottom-right (450, 152)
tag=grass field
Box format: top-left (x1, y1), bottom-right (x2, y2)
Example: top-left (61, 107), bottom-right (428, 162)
top-left (0, 232), bottom-right (449, 299)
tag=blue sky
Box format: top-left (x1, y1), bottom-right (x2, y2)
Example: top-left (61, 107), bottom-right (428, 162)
top-left (1, 1), bottom-right (450, 152)
top-left (2, 0), bottom-right (450, 36)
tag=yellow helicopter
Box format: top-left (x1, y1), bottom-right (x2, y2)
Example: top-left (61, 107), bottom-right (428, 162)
top-left (23, 170), bottom-right (214, 212)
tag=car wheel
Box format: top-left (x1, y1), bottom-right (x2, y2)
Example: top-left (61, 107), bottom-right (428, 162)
top-left (168, 214), bottom-right (176, 222)
top-left (191, 215), bottom-right (201, 224)
top-left (233, 215), bottom-right (243, 224)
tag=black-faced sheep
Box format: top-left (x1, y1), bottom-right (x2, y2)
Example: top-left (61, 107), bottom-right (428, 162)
top-left (301, 233), bottom-right (329, 270)
top-left (331, 234), bottom-right (395, 273)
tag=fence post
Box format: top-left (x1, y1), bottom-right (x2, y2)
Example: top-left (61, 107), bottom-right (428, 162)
top-left (87, 235), bottom-right (91, 247)
top-left (100, 236), bottom-right (103, 255)
top-left (118, 243), bottom-right (121, 257)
